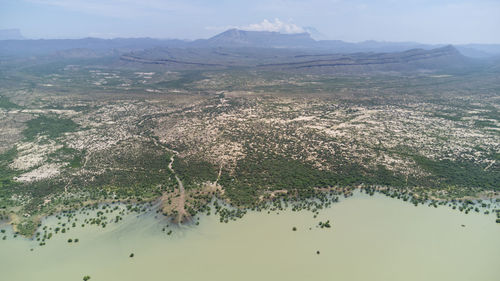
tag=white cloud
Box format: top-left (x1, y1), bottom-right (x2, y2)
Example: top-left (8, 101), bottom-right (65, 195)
top-left (240, 19), bottom-right (304, 34)
top-left (205, 19), bottom-right (305, 35)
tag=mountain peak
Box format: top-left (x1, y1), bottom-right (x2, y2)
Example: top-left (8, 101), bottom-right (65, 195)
top-left (439, 44), bottom-right (459, 53)
top-left (201, 29), bottom-right (314, 48)
top-left (421, 44), bottom-right (462, 56)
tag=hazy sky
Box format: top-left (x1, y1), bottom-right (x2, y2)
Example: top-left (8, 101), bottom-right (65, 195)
top-left (1, 0), bottom-right (499, 44)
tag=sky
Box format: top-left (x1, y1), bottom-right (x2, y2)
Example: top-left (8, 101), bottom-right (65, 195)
top-left (0, 0), bottom-right (499, 44)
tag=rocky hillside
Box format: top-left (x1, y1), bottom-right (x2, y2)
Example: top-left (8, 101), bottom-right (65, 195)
top-left (120, 45), bottom-right (471, 74)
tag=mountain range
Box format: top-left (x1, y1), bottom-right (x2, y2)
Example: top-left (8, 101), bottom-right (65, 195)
top-left (1, 29), bottom-right (500, 58)
top-left (119, 43), bottom-right (476, 75)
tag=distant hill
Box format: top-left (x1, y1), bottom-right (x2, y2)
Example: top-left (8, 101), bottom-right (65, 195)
top-left (0, 29), bottom-right (25, 40)
top-left (1, 29), bottom-right (499, 59)
top-left (120, 45), bottom-right (472, 74)
top-left (456, 44), bottom-right (500, 58)
top-left (0, 37), bottom-right (188, 57)
top-left (192, 29), bottom-right (316, 48)
top-left (258, 45), bottom-right (471, 74)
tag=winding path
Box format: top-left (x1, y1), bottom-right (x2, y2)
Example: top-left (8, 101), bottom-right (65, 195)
top-left (165, 150), bottom-right (188, 223)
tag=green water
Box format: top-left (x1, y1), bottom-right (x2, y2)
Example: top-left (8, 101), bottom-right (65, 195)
top-left (1, 192), bottom-right (499, 281)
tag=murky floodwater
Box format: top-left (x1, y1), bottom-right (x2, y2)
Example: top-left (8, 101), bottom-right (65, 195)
top-left (1, 192), bottom-right (499, 281)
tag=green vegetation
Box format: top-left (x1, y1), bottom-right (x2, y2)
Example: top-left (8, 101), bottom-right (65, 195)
top-left (215, 152), bottom-right (412, 206)
top-left (413, 156), bottom-right (500, 190)
top-left (49, 147), bottom-right (85, 168)
top-left (0, 148), bottom-right (20, 210)
top-left (172, 157), bottom-right (217, 189)
top-left (0, 96), bottom-right (21, 109)
top-left (318, 220), bottom-right (331, 228)
top-left (0, 148), bottom-right (18, 187)
top-left (161, 71), bottom-right (205, 89)
top-left (23, 115), bottom-right (79, 141)
top-left (71, 149), bottom-right (176, 200)
top-left (16, 220), bottom-right (37, 237)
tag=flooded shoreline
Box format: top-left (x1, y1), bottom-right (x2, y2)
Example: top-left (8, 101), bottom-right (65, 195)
top-left (1, 192), bottom-right (499, 281)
